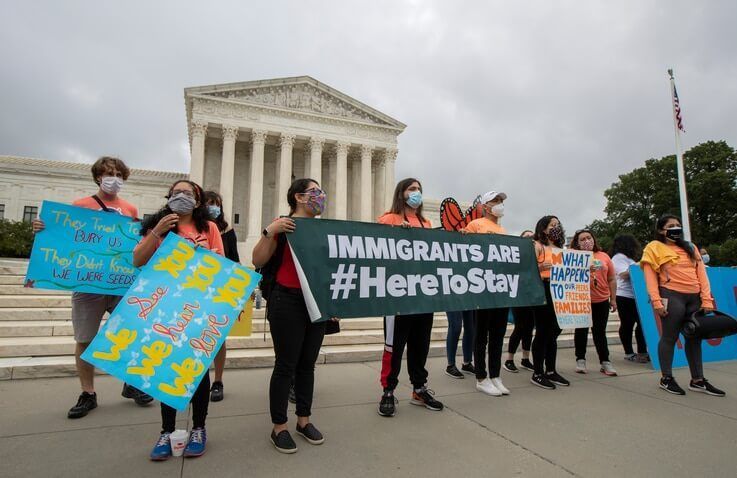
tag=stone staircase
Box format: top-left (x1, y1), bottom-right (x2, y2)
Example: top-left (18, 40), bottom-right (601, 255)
top-left (0, 259), bottom-right (621, 380)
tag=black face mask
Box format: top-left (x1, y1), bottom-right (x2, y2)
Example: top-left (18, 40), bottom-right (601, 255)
top-left (665, 227), bottom-right (683, 241)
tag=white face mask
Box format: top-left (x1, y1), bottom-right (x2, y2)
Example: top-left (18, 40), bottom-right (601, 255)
top-left (491, 203), bottom-right (505, 218)
top-left (100, 176), bottom-right (124, 194)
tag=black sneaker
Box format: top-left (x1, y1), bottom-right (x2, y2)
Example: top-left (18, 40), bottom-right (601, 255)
top-left (288, 384), bottom-right (297, 404)
top-left (503, 360), bottom-right (519, 373)
top-left (546, 371), bottom-right (570, 387)
top-left (378, 391), bottom-right (397, 417)
top-left (519, 358), bottom-right (534, 371)
top-left (296, 423), bottom-right (324, 445)
top-left (411, 387), bottom-right (444, 411)
top-left (659, 376), bottom-right (686, 395)
top-left (445, 365), bottom-right (464, 379)
top-left (270, 430), bottom-right (297, 454)
top-left (210, 381), bottom-right (224, 402)
top-left (530, 373), bottom-right (556, 390)
top-left (122, 383), bottom-right (154, 406)
top-left (461, 362), bottom-right (475, 375)
top-left (689, 379), bottom-right (725, 397)
top-left (68, 391), bottom-right (97, 419)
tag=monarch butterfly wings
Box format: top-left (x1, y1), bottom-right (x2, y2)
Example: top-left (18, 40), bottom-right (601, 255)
top-left (439, 197), bottom-right (483, 231)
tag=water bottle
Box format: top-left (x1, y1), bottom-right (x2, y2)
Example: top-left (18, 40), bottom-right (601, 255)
top-left (254, 288), bottom-right (263, 310)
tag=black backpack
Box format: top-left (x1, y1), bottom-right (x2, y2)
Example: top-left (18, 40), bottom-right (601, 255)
top-left (257, 233), bottom-right (287, 301)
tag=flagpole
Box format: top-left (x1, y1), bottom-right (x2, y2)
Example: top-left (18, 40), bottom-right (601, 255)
top-left (668, 68), bottom-right (692, 241)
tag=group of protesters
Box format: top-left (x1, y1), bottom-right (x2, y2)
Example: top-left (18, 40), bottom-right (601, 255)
top-left (31, 155), bottom-right (725, 460)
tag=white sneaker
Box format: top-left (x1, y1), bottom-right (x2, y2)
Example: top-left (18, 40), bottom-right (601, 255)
top-left (491, 378), bottom-right (510, 395)
top-left (476, 378), bottom-right (502, 396)
top-left (576, 359), bottom-right (587, 374)
top-left (600, 361), bottom-right (618, 376)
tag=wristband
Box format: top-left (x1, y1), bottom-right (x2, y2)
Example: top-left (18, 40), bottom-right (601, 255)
top-left (151, 230), bottom-right (161, 239)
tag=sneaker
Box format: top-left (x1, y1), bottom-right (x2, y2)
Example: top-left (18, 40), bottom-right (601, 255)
top-left (149, 432), bottom-right (172, 461)
top-left (624, 353), bottom-right (637, 362)
top-left (546, 371), bottom-right (570, 387)
top-left (659, 376), bottom-right (685, 395)
top-left (637, 353), bottom-right (651, 363)
top-left (411, 387), bottom-right (444, 411)
top-left (183, 427), bottom-right (207, 457)
top-left (121, 383), bottom-right (154, 406)
top-left (296, 423), bottom-right (325, 445)
top-left (210, 381), bottom-right (224, 402)
top-left (476, 378), bottom-right (502, 396)
top-left (519, 358), bottom-right (534, 371)
top-left (445, 364), bottom-right (464, 379)
top-left (288, 384), bottom-right (296, 404)
top-left (530, 373), bottom-right (556, 390)
top-left (271, 429), bottom-right (298, 454)
top-left (461, 362), bottom-right (476, 375)
top-left (575, 359), bottom-right (587, 374)
top-left (600, 361), bottom-right (618, 376)
top-left (503, 360), bottom-right (519, 373)
top-left (378, 391), bottom-right (397, 417)
top-left (491, 377), bottom-right (510, 395)
top-left (67, 392), bottom-right (97, 419)
top-left (689, 379), bottom-right (726, 397)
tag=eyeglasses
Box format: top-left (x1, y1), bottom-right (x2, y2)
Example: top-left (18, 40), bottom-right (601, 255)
top-left (170, 190), bottom-right (195, 198)
top-left (300, 188), bottom-right (325, 196)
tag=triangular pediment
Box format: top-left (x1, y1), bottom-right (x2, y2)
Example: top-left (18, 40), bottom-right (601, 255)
top-left (185, 76), bottom-right (405, 130)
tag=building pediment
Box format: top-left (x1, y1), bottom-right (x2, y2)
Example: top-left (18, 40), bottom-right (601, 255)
top-left (185, 76), bottom-right (405, 130)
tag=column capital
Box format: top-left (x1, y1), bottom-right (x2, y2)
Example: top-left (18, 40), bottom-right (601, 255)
top-left (309, 137), bottom-right (325, 152)
top-left (251, 129), bottom-right (268, 144)
top-left (383, 148), bottom-right (398, 162)
top-left (189, 120), bottom-right (208, 138)
top-left (222, 124), bottom-right (239, 141)
top-left (360, 144), bottom-right (374, 157)
top-left (336, 141), bottom-right (350, 156)
top-left (279, 132), bottom-right (296, 148)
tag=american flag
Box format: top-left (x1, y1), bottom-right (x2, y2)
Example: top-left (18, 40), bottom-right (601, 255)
top-left (673, 84), bottom-right (685, 133)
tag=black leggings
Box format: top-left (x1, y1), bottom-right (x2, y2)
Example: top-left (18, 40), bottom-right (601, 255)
top-left (508, 307), bottom-right (534, 354)
top-left (161, 371), bottom-right (210, 433)
top-left (616, 296), bottom-right (647, 355)
top-left (532, 282), bottom-right (561, 375)
top-left (268, 287), bottom-right (326, 425)
top-left (474, 307), bottom-right (509, 380)
top-left (574, 300), bottom-right (610, 363)
top-left (658, 288), bottom-right (703, 379)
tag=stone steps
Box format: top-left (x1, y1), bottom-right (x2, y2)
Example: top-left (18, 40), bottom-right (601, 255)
top-left (0, 275), bottom-right (25, 285)
top-left (0, 286), bottom-right (71, 295)
top-left (0, 307), bottom-right (73, 321)
top-left (0, 295), bottom-right (73, 308)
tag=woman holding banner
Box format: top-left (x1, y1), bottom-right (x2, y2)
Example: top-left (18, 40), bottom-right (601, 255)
top-left (252, 178), bottom-right (328, 454)
top-left (611, 234), bottom-right (649, 363)
top-left (641, 214), bottom-right (725, 397)
top-left (530, 216), bottom-right (570, 390)
top-left (504, 230), bottom-right (536, 373)
top-left (134, 179), bottom-right (224, 460)
top-left (377, 178), bottom-right (444, 417)
top-left (570, 229), bottom-right (618, 376)
top-left (462, 191), bottom-right (511, 397)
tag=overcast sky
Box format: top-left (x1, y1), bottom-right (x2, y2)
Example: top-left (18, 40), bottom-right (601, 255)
top-left (2, 1), bottom-right (735, 233)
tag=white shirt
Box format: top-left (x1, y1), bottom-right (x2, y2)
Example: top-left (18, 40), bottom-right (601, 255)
top-left (611, 253), bottom-right (635, 299)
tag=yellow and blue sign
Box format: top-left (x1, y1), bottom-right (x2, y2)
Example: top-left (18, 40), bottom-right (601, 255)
top-left (81, 233), bottom-right (261, 410)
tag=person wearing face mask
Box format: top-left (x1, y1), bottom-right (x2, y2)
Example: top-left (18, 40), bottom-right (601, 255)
top-left (570, 229), bottom-right (617, 376)
top-left (641, 214), bottom-right (725, 397)
top-left (462, 191), bottom-right (511, 396)
top-left (203, 191), bottom-right (241, 402)
top-left (252, 178), bottom-right (329, 454)
top-left (504, 230), bottom-right (536, 373)
top-left (31, 156), bottom-right (154, 418)
top-left (377, 178), bottom-right (444, 417)
top-left (699, 248), bottom-right (711, 267)
top-left (135, 180), bottom-right (224, 460)
top-left (530, 215), bottom-right (570, 390)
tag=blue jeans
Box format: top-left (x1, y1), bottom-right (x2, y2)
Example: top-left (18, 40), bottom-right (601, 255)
top-left (446, 310), bottom-right (475, 365)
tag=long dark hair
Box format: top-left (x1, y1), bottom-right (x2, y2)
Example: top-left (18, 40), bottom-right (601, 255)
top-left (655, 214), bottom-right (695, 260)
top-left (140, 180), bottom-right (210, 236)
top-left (287, 178), bottom-right (319, 215)
top-left (533, 215), bottom-right (564, 248)
top-left (570, 228), bottom-right (602, 252)
top-left (388, 177), bottom-right (427, 223)
top-left (203, 190), bottom-right (228, 232)
top-left (611, 234), bottom-right (642, 261)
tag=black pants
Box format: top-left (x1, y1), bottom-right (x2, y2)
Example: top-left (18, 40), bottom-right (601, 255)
top-left (616, 296), bottom-right (647, 355)
top-left (532, 282), bottom-right (561, 375)
top-left (508, 307), bottom-right (535, 354)
top-left (161, 371), bottom-right (210, 433)
top-left (381, 313), bottom-right (434, 391)
top-left (658, 288), bottom-right (703, 379)
top-left (574, 300), bottom-right (611, 362)
top-left (267, 286), bottom-right (326, 425)
top-left (474, 307), bottom-right (509, 380)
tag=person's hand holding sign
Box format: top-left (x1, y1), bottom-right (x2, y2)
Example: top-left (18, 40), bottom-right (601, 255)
top-left (265, 217), bottom-right (296, 237)
top-left (32, 218), bottom-right (45, 233)
top-left (152, 214), bottom-right (179, 238)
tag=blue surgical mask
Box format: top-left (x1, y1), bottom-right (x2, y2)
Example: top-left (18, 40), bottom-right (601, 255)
top-left (702, 254), bottom-right (710, 265)
top-left (207, 205), bottom-right (221, 219)
top-left (405, 191), bottom-right (423, 209)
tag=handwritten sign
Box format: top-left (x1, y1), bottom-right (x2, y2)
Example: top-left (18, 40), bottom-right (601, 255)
top-left (549, 248), bottom-right (593, 329)
top-left (81, 234), bottom-right (261, 410)
top-left (229, 299), bottom-right (254, 337)
top-left (25, 201), bottom-right (141, 295)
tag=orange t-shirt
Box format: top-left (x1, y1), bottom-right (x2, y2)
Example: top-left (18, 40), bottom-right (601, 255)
top-left (464, 217), bottom-right (507, 235)
top-left (536, 242), bottom-right (553, 280)
top-left (643, 243), bottom-right (713, 309)
top-left (590, 251), bottom-right (615, 303)
top-left (377, 212), bottom-right (431, 228)
top-left (136, 221), bottom-right (224, 256)
top-left (73, 196), bottom-right (138, 218)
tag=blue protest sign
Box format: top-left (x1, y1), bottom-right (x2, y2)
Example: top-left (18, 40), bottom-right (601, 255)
top-left (81, 234), bottom-right (261, 411)
top-left (25, 201), bottom-right (141, 295)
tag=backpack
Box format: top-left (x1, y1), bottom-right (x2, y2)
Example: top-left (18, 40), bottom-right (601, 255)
top-left (257, 233), bottom-right (287, 301)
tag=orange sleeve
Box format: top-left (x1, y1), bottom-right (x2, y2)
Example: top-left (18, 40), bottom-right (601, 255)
top-left (642, 263), bottom-right (663, 309)
top-left (377, 213), bottom-right (400, 226)
top-left (694, 251), bottom-right (714, 308)
top-left (605, 255), bottom-right (615, 281)
top-left (208, 222), bottom-right (225, 256)
top-left (463, 221), bottom-right (479, 234)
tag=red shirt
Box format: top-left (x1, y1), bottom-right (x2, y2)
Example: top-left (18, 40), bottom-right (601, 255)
top-left (275, 238), bottom-right (301, 289)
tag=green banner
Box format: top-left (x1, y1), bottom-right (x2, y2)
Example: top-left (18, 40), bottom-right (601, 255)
top-left (287, 218), bottom-right (546, 321)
